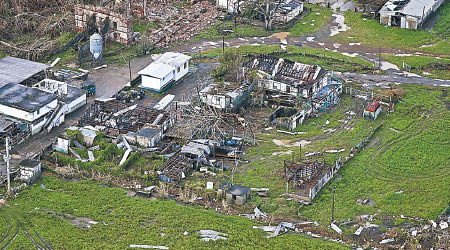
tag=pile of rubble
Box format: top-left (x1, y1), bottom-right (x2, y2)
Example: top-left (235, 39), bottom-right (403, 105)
top-left (146, 1), bottom-right (218, 48)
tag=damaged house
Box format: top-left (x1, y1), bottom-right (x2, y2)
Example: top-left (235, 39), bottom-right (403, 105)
top-left (273, 0), bottom-right (304, 24)
top-left (379, 0), bottom-right (446, 29)
top-left (248, 55), bottom-right (342, 130)
top-left (78, 99), bottom-right (174, 140)
top-left (199, 81), bottom-right (253, 112)
top-left (75, 0), bottom-right (134, 44)
top-left (284, 157), bottom-right (342, 202)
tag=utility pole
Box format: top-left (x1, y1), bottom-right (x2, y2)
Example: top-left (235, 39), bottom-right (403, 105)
top-left (331, 185), bottom-right (336, 223)
top-left (4, 137), bottom-right (11, 195)
top-left (222, 34), bottom-right (225, 54)
top-left (378, 47), bottom-right (381, 70)
top-left (128, 60), bottom-right (132, 85)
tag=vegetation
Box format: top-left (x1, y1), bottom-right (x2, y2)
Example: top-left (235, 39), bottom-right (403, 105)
top-left (288, 7), bottom-right (333, 37)
top-left (196, 45), bottom-right (374, 72)
top-left (194, 20), bottom-right (270, 41)
top-left (133, 21), bottom-right (159, 35)
top-left (0, 177), bottom-right (347, 249)
top-left (226, 84), bottom-right (450, 226)
top-left (333, 12), bottom-right (450, 55)
top-left (433, 1), bottom-right (450, 40)
top-left (381, 54), bottom-right (450, 80)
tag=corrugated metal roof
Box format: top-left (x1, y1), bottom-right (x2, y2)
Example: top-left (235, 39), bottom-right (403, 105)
top-left (0, 56), bottom-right (49, 85)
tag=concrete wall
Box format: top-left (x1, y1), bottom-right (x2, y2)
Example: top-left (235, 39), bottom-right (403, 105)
top-left (201, 93), bottom-right (230, 109)
top-left (67, 94), bottom-right (87, 114)
top-left (226, 193), bottom-right (248, 206)
top-left (75, 4), bottom-right (133, 44)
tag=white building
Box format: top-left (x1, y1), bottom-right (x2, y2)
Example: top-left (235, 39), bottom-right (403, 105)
top-left (200, 82), bottom-right (253, 112)
top-left (139, 52), bottom-right (191, 92)
top-left (34, 79), bottom-right (87, 114)
top-left (274, 0), bottom-right (304, 24)
top-left (379, 0), bottom-right (445, 29)
top-left (216, 0), bottom-right (240, 13)
top-left (0, 83), bottom-right (58, 134)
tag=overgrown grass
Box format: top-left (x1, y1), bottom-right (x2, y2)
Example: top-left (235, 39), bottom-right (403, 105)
top-left (0, 177), bottom-right (347, 249)
top-left (333, 12), bottom-right (450, 55)
top-left (230, 84), bottom-right (450, 226)
top-left (433, 1), bottom-right (450, 40)
top-left (288, 7), bottom-right (333, 37)
top-left (381, 54), bottom-right (450, 80)
top-left (133, 20), bottom-right (159, 34)
top-left (196, 45), bottom-right (374, 72)
top-left (194, 21), bottom-right (270, 41)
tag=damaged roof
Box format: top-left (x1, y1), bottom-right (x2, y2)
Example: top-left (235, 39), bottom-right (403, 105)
top-left (138, 63), bottom-right (175, 79)
top-left (247, 55), bottom-right (326, 86)
top-left (380, 0), bottom-right (439, 18)
top-left (0, 56), bottom-right (49, 85)
top-left (154, 52), bottom-right (191, 67)
top-left (0, 83), bottom-right (58, 112)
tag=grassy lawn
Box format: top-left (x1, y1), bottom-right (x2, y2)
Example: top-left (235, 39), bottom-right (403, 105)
top-left (288, 7), bottom-right (333, 37)
top-left (0, 177), bottom-right (347, 250)
top-left (196, 45), bottom-right (374, 72)
top-left (433, 1), bottom-right (450, 40)
top-left (381, 54), bottom-right (450, 80)
top-left (133, 20), bottom-right (159, 34)
top-left (194, 21), bottom-right (270, 41)
top-left (227, 84), bottom-right (450, 226)
top-left (333, 12), bottom-right (450, 55)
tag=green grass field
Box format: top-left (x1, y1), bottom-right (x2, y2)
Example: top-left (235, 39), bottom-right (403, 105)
top-left (196, 45), bottom-right (374, 72)
top-left (227, 84), bottom-right (450, 226)
top-left (0, 177), bottom-right (347, 249)
top-left (333, 12), bottom-right (450, 55)
top-left (433, 1), bottom-right (450, 40)
top-left (194, 21), bottom-right (270, 41)
top-left (381, 54), bottom-right (450, 80)
top-left (288, 7), bottom-right (333, 37)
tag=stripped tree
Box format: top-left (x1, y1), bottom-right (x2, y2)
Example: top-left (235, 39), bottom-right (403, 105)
top-left (254, 0), bottom-right (283, 30)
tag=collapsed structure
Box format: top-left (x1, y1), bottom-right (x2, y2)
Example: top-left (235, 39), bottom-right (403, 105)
top-left (75, 0), bottom-right (134, 44)
top-left (199, 81), bottom-right (253, 112)
top-left (284, 157), bottom-right (342, 202)
top-left (246, 55), bottom-right (342, 130)
top-left (78, 99), bottom-right (174, 140)
top-left (379, 0), bottom-right (445, 29)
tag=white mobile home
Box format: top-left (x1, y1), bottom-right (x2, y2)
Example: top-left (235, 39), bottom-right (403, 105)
top-left (139, 52), bottom-right (191, 92)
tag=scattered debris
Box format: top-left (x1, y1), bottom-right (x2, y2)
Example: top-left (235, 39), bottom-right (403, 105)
top-left (330, 223), bottom-right (342, 234)
top-left (198, 230), bottom-right (228, 241)
top-left (129, 245), bottom-right (169, 249)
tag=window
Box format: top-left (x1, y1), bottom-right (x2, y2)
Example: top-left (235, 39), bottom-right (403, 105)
top-left (113, 21), bottom-right (118, 30)
top-left (286, 85), bottom-right (290, 93)
top-left (232, 195), bottom-right (236, 200)
top-left (177, 67), bottom-right (180, 73)
top-left (184, 62), bottom-right (187, 69)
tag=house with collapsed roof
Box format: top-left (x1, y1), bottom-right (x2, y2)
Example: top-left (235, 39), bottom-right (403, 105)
top-left (379, 0), bottom-right (445, 29)
top-left (246, 55), bottom-right (329, 100)
top-left (199, 81), bottom-right (253, 112)
top-left (138, 52), bottom-right (191, 92)
top-left (284, 157), bottom-right (342, 202)
top-left (273, 0), bottom-right (304, 24)
top-left (247, 55), bottom-right (342, 130)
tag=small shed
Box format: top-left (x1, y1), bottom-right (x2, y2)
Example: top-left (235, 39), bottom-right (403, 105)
top-left (136, 127), bottom-right (163, 148)
top-left (18, 159), bottom-right (41, 184)
top-left (220, 182), bottom-right (251, 206)
top-left (364, 101), bottom-right (382, 120)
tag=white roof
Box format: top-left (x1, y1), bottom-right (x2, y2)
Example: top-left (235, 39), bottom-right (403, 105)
top-left (138, 62), bottom-right (175, 79)
top-left (380, 0), bottom-right (437, 18)
top-left (154, 52), bottom-right (191, 67)
top-left (154, 94), bottom-right (175, 110)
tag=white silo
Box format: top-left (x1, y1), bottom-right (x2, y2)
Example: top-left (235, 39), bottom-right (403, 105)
top-left (89, 33), bottom-right (103, 59)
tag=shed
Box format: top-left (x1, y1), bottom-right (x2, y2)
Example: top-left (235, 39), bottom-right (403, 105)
top-left (18, 159), bottom-right (41, 184)
top-left (135, 127), bottom-right (163, 148)
top-left (220, 182), bottom-right (251, 206)
top-left (364, 101), bottom-right (382, 120)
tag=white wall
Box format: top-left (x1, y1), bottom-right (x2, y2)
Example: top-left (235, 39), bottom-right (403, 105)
top-left (142, 72), bottom-right (174, 91)
top-left (201, 94), bottom-right (229, 109)
top-left (173, 60), bottom-right (189, 81)
top-left (0, 99), bottom-right (57, 123)
top-left (67, 94), bottom-right (87, 114)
